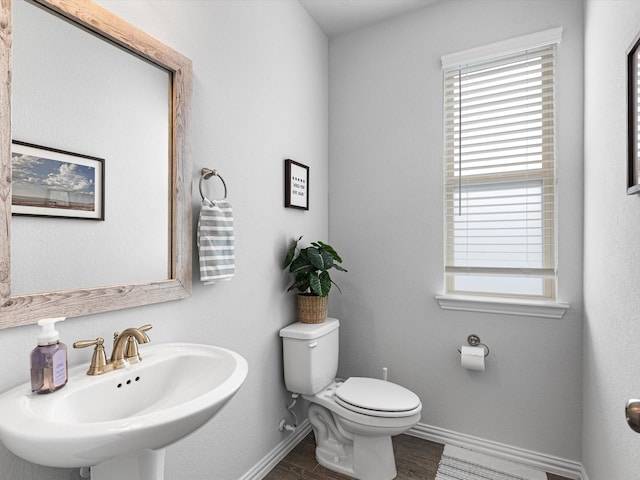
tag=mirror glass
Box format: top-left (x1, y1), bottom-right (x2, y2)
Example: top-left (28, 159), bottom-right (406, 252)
top-left (12, 0), bottom-right (171, 294)
top-left (0, 0), bottom-right (192, 328)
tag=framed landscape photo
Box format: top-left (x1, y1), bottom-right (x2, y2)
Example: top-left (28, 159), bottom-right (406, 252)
top-left (11, 141), bottom-right (105, 220)
top-left (284, 159), bottom-right (309, 210)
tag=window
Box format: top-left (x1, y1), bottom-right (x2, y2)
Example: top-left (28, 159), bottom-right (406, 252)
top-left (442, 29), bottom-right (561, 301)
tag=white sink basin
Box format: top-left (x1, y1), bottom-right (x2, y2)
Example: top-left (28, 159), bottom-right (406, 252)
top-left (0, 342), bottom-right (248, 471)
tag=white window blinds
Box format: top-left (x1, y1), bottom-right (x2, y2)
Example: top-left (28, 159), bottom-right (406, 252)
top-left (443, 34), bottom-right (559, 300)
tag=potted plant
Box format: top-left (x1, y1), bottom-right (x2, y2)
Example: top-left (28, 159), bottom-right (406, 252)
top-left (283, 236), bottom-right (347, 323)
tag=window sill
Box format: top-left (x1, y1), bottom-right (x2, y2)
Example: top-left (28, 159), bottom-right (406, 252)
top-left (435, 294), bottom-right (569, 319)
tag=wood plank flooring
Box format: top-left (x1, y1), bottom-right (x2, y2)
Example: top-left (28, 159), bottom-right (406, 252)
top-left (263, 433), bottom-right (573, 480)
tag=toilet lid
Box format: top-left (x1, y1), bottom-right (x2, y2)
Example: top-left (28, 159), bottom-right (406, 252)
top-left (334, 377), bottom-right (421, 417)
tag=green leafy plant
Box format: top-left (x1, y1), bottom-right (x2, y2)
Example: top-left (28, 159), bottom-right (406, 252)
top-left (283, 236), bottom-right (347, 297)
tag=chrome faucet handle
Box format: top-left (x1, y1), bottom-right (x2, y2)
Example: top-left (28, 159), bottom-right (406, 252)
top-left (73, 337), bottom-right (108, 376)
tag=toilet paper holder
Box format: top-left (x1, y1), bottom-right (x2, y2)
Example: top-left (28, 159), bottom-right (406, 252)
top-left (457, 334), bottom-right (490, 357)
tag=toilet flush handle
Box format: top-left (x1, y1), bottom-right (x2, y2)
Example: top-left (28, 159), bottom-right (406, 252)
top-left (308, 341), bottom-right (318, 348)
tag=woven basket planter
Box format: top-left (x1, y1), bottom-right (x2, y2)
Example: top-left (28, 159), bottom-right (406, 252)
top-left (297, 294), bottom-right (328, 324)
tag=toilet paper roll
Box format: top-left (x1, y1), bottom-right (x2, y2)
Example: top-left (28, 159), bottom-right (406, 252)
top-left (460, 346), bottom-right (485, 371)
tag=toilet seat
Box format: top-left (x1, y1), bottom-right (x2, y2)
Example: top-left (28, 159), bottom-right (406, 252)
top-left (334, 377), bottom-right (422, 418)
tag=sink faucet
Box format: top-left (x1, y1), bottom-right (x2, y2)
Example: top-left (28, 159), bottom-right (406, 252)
top-left (110, 325), bottom-right (152, 369)
top-left (73, 324), bottom-right (152, 375)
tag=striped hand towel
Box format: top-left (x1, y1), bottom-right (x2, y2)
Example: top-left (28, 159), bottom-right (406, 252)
top-left (197, 199), bottom-right (235, 284)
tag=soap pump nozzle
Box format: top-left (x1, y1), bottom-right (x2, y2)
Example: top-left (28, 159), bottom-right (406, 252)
top-left (37, 317), bottom-right (65, 346)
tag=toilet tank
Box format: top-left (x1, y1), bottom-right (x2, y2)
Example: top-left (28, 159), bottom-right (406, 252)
top-left (279, 317), bottom-right (339, 395)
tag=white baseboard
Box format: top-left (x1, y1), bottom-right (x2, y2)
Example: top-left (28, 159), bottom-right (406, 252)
top-left (580, 465), bottom-right (590, 480)
top-left (238, 419), bottom-right (312, 480)
top-left (409, 422), bottom-right (584, 480)
top-left (239, 419), bottom-right (587, 480)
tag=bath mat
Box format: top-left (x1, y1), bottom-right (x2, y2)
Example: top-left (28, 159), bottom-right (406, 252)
top-left (435, 444), bottom-right (546, 480)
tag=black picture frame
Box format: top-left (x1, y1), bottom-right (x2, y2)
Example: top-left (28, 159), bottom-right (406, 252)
top-left (628, 33), bottom-right (640, 194)
top-left (11, 141), bottom-right (105, 220)
top-left (284, 159), bottom-right (309, 210)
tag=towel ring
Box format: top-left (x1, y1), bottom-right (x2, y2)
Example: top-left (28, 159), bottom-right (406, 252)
top-left (199, 168), bottom-right (227, 201)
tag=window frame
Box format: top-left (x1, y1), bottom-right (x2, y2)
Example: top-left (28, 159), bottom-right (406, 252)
top-left (438, 28), bottom-right (569, 317)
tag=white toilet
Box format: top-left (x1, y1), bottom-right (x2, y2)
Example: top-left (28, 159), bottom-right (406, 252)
top-left (279, 317), bottom-right (422, 480)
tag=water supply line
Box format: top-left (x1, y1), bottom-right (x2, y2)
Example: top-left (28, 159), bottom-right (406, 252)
top-left (278, 393), bottom-right (299, 432)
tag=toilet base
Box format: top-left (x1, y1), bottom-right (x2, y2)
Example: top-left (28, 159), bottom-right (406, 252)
top-left (308, 404), bottom-right (398, 480)
top-left (314, 433), bottom-right (397, 480)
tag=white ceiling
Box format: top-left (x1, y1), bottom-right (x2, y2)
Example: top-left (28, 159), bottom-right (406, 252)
top-left (298, 0), bottom-right (440, 38)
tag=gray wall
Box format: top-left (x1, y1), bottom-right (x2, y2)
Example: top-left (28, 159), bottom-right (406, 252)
top-left (0, 1), bottom-right (328, 479)
top-left (12, 0), bottom-right (640, 478)
top-left (583, 1), bottom-right (640, 478)
top-left (328, 0), bottom-right (584, 462)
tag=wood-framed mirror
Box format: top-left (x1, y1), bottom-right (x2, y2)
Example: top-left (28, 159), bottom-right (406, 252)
top-left (0, 0), bottom-right (192, 328)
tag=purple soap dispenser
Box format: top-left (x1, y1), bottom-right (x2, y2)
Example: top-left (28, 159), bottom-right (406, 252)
top-left (30, 317), bottom-right (68, 394)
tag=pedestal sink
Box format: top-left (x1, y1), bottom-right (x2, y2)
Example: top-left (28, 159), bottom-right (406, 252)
top-left (0, 342), bottom-right (249, 480)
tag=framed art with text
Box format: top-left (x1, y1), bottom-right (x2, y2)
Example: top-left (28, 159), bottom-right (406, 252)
top-left (284, 159), bottom-right (309, 210)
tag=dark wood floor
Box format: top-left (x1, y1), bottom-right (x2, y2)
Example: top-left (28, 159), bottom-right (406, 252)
top-left (264, 433), bottom-right (572, 480)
